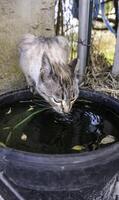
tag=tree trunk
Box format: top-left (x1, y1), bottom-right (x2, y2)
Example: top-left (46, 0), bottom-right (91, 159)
top-left (55, 0), bottom-right (64, 35)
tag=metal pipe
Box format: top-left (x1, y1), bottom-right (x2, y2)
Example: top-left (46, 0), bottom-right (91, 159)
top-left (78, 0), bottom-right (93, 83)
top-left (112, 0), bottom-right (119, 76)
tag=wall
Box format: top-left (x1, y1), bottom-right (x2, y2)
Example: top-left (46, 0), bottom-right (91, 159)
top-left (0, 0), bottom-right (55, 94)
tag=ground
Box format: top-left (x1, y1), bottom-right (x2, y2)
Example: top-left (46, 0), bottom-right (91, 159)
top-left (82, 49), bottom-right (119, 98)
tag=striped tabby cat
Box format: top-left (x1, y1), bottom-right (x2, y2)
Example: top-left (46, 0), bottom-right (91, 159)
top-left (19, 34), bottom-right (79, 114)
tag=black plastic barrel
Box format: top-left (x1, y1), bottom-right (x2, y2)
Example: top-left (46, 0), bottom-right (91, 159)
top-left (0, 89), bottom-right (119, 200)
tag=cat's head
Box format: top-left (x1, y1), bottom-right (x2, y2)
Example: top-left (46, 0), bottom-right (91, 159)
top-left (36, 53), bottom-right (80, 114)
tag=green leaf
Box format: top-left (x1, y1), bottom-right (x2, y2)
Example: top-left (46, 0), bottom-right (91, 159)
top-left (13, 108), bottom-right (48, 130)
top-left (72, 145), bottom-right (85, 151)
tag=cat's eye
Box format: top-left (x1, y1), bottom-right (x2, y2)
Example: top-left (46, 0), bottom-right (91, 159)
top-left (71, 97), bottom-right (76, 102)
top-left (53, 98), bottom-right (61, 104)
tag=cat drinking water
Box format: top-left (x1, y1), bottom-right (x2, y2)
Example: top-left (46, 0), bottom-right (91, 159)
top-left (19, 34), bottom-right (80, 114)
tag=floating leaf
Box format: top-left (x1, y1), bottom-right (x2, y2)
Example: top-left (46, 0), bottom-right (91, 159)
top-left (21, 133), bottom-right (27, 141)
top-left (100, 135), bottom-right (115, 145)
top-left (0, 142), bottom-right (6, 148)
top-left (72, 145), bottom-right (85, 151)
top-left (6, 107), bottom-right (12, 115)
top-left (92, 144), bottom-right (98, 150)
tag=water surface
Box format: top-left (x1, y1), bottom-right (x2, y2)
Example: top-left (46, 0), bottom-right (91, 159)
top-left (0, 98), bottom-right (118, 154)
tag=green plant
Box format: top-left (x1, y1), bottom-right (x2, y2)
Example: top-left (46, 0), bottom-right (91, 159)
top-left (13, 108), bottom-right (48, 130)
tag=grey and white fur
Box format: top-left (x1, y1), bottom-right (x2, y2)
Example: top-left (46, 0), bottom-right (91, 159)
top-left (18, 34), bottom-right (80, 114)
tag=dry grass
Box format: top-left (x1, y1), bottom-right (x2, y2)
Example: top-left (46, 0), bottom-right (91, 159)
top-left (81, 47), bottom-right (119, 99)
top-left (92, 30), bottom-right (116, 64)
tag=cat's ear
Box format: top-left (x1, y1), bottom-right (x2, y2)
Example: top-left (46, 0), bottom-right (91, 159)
top-left (41, 52), bottom-right (53, 77)
top-left (69, 58), bottom-right (80, 79)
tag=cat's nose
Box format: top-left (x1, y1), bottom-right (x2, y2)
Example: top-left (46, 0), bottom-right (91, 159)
top-left (62, 100), bottom-right (71, 113)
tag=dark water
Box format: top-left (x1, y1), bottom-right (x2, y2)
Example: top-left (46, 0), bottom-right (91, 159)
top-left (0, 98), bottom-right (119, 154)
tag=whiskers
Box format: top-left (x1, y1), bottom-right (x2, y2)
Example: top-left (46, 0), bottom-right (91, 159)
top-left (33, 97), bottom-right (52, 110)
top-left (19, 97), bottom-right (52, 111)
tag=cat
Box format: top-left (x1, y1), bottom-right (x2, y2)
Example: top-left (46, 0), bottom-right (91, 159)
top-left (18, 34), bottom-right (80, 114)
